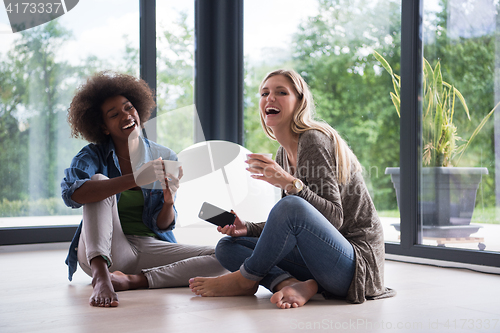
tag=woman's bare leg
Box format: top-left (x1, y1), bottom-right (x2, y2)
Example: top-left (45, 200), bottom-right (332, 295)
top-left (110, 271), bottom-right (149, 291)
top-left (89, 256), bottom-right (119, 307)
top-left (78, 174), bottom-right (139, 307)
top-left (189, 270), bottom-right (258, 297)
top-left (270, 277), bottom-right (318, 309)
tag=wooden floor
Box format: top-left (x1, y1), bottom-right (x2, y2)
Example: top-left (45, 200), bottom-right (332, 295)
top-left (1, 224), bottom-right (500, 333)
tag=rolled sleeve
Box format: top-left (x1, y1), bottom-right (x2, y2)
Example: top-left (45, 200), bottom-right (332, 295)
top-left (60, 145), bottom-right (101, 209)
top-left (61, 179), bottom-right (89, 209)
top-left (152, 206), bottom-right (178, 233)
top-left (145, 189), bottom-right (178, 234)
top-left (149, 203), bottom-right (177, 243)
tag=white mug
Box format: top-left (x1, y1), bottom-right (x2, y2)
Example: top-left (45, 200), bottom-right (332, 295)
top-left (246, 153), bottom-right (272, 175)
top-left (246, 153), bottom-right (272, 162)
top-left (163, 160), bottom-right (182, 178)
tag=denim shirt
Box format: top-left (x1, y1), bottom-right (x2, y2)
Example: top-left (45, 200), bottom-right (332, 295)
top-left (61, 136), bottom-right (178, 281)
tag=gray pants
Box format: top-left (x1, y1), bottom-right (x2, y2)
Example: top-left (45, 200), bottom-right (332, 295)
top-left (77, 174), bottom-right (227, 288)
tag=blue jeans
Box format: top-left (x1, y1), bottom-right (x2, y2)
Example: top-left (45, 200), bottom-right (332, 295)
top-left (215, 195), bottom-right (356, 297)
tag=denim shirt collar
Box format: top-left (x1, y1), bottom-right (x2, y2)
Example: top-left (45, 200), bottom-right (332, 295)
top-left (104, 134), bottom-right (153, 177)
top-left (105, 138), bottom-right (121, 174)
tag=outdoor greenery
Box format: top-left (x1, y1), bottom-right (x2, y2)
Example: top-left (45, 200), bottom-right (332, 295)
top-left (0, 0), bottom-right (498, 222)
top-left (0, 197), bottom-right (80, 217)
top-left (0, 15), bottom-right (191, 217)
top-left (379, 207), bottom-right (500, 226)
top-left (374, 51), bottom-right (499, 167)
top-left (0, 19), bottom-right (135, 217)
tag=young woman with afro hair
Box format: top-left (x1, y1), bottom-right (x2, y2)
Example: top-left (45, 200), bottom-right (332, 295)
top-left (62, 71), bottom-right (227, 307)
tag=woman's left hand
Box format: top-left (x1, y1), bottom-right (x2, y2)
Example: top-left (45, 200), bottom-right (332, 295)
top-left (156, 165), bottom-right (182, 230)
top-left (246, 154), bottom-right (294, 191)
top-left (162, 166), bottom-right (183, 204)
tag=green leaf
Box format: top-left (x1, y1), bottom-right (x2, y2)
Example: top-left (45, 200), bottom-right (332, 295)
top-left (373, 51), bottom-right (400, 116)
top-left (373, 51), bottom-right (393, 76)
top-left (434, 62), bottom-right (443, 103)
top-left (392, 77), bottom-right (400, 99)
top-left (423, 58), bottom-right (433, 82)
top-left (434, 103), bottom-right (443, 149)
top-left (390, 92), bottom-right (400, 117)
top-left (453, 87), bottom-right (470, 120)
top-left (394, 73), bottom-right (401, 98)
top-left (456, 100), bottom-right (500, 164)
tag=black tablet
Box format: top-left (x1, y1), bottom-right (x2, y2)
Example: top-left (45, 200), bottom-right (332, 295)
top-left (198, 202), bottom-right (236, 227)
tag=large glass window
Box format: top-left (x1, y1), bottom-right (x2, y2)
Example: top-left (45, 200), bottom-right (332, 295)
top-left (243, 0), bottom-right (402, 242)
top-left (418, 0), bottom-right (500, 252)
top-left (0, 0), bottom-right (139, 229)
top-left (155, 1), bottom-right (195, 154)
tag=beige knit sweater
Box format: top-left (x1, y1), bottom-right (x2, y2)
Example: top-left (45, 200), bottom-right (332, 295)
top-left (246, 129), bottom-right (395, 304)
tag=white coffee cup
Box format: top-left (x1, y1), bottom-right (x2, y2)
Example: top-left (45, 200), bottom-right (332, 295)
top-left (246, 153), bottom-right (272, 162)
top-left (163, 160), bottom-right (182, 178)
top-left (246, 153), bottom-right (272, 175)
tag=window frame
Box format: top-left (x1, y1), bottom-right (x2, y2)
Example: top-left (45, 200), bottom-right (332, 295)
top-left (384, 0), bottom-right (500, 268)
top-left (0, 0), bottom-right (157, 245)
top-left (0, 0), bottom-right (245, 246)
top-left (2, 0), bottom-right (500, 269)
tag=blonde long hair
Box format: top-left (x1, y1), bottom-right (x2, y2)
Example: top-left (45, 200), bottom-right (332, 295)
top-left (259, 69), bottom-right (361, 185)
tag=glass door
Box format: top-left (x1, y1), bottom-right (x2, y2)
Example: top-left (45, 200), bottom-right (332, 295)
top-left (419, 0), bottom-right (500, 253)
top-left (0, 0), bottom-right (140, 229)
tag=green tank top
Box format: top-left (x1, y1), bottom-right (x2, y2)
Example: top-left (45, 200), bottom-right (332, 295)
top-left (117, 189), bottom-right (156, 238)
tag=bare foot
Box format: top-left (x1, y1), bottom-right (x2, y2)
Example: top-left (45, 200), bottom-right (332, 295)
top-left (189, 270), bottom-right (259, 297)
top-left (89, 257), bottom-right (119, 307)
top-left (270, 279), bottom-right (318, 309)
top-left (110, 271), bottom-right (148, 291)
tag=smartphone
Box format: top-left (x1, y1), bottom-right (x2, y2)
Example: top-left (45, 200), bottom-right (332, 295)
top-left (198, 202), bottom-right (236, 227)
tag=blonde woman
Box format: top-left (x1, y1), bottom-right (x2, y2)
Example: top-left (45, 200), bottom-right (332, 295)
top-left (189, 69), bottom-right (395, 308)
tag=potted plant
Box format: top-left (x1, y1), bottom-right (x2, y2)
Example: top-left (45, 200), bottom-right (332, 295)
top-left (374, 51), bottom-right (499, 238)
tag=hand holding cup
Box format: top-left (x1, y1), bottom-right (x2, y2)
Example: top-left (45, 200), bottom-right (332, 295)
top-left (162, 160), bottom-right (183, 193)
top-left (246, 153), bottom-right (272, 176)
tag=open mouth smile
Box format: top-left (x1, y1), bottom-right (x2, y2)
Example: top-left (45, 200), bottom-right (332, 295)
top-left (122, 120), bottom-right (137, 130)
top-left (265, 107), bottom-right (281, 115)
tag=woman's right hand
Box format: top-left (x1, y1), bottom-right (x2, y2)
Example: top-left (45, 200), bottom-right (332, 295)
top-left (217, 210), bottom-right (248, 237)
top-left (133, 158), bottom-right (165, 188)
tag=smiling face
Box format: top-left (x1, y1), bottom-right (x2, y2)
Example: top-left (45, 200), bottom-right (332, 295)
top-left (101, 95), bottom-right (141, 144)
top-left (259, 74), bottom-right (299, 132)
